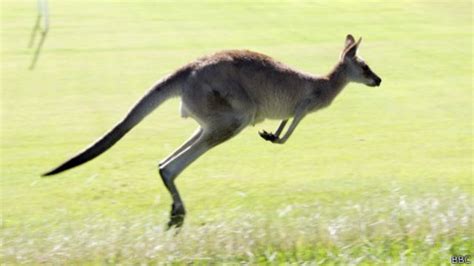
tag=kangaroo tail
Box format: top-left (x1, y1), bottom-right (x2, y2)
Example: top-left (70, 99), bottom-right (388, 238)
top-left (42, 67), bottom-right (190, 176)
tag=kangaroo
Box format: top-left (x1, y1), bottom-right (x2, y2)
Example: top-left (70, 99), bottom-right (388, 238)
top-left (43, 34), bottom-right (381, 228)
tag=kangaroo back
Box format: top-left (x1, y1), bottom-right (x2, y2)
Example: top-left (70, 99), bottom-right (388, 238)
top-left (42, 67), bottom-right (190, 176)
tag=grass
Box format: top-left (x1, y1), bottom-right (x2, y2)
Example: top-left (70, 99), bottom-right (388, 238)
top-left (1, 0), bottom-right (472, 264)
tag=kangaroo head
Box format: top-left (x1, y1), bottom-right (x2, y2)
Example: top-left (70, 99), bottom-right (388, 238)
top-left (340, 34), bottom-right (381, 87)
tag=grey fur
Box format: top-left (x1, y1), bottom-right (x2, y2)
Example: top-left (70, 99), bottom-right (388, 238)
top-left (43, 34), bottom-right (381, 228)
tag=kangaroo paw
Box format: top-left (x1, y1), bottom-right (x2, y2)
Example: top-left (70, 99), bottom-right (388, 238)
top-left (259, 130), bottom-right (278, 142)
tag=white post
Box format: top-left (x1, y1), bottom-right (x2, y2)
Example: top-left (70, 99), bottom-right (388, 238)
top-left (29, 0), bottom-right (49, 69)
top-left (38, 0), bottom-right (49, 33)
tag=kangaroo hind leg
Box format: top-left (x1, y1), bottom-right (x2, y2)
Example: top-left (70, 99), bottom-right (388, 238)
top-left (159, 127), bottom-right (203, 167)
top-left (159, 116), bottom-right (248, 228)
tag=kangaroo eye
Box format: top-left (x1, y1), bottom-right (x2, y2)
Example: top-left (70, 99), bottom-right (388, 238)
top-left (362, 65), bottom-right (369, 71)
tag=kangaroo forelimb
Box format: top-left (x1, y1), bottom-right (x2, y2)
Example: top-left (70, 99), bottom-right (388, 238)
top-left (259, 119), bottom-right (288, 142)
top-left (260, 101), bottom-right (310, 144)
top-left (275, 112), bottom-right (305, 144)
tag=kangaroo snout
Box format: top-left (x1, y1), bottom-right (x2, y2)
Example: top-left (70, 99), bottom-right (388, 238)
top-left (374, 76), bottom-right (382, 87)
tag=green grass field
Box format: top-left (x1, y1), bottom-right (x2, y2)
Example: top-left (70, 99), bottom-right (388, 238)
top-left (2, 0), bottom-right (472, 264)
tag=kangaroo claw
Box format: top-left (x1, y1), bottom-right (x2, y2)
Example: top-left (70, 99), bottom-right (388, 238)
top-left (259, 130), bottom-right (278, 142)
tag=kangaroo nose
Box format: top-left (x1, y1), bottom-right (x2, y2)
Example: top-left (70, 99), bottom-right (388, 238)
top-left (374, 77), bottom-right (382, 86)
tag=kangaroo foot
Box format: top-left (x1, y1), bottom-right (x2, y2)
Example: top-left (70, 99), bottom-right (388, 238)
top-left (167, 203), bottom-right (186, 229)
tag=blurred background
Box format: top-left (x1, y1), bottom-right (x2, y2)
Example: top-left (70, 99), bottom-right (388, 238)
top-left (2, 0), bottom-right (472, 264)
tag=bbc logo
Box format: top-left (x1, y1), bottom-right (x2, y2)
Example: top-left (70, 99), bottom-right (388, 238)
top-left (451, 255), bottom-right (471, 264)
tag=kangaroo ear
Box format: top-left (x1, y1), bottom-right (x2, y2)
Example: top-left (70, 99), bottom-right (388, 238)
top-left (343, 37), bottom-right (362, 59)
top-left (344, 34), bottom-right (356, 48)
